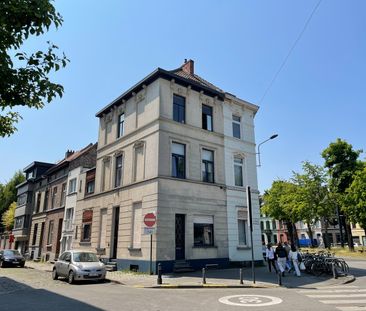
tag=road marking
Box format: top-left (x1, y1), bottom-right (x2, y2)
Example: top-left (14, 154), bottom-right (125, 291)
top-left (307, 294), bottom-right (366, 298)
top-left (336, 307), bottom-right (366, 311)
top-left (219, 295), bottom-right (282, 307)
top-left (312, 286), bottom-right (358, 289)
top-left (298, 289), bottom-right (366, 294)
top-left (320, 300), bottom-right (366, 305)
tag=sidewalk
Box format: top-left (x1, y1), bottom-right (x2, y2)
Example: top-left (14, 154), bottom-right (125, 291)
top-left (25, 261), bottom-right (355, 289)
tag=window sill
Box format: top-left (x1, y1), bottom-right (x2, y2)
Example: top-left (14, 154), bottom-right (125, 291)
top-left (67, 192), bottom-right (77, 196)
top-left (79, 241), bottom-right (91, 246)
top-left (237, 245), bottom-right (251, 250)
top-left (193, 245), bottom-right (217, 249)
top-left (128, 247), bottom-right (141, 252)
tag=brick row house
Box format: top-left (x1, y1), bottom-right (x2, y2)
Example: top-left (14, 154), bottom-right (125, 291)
top-left (26, 144), bottom-right (97, 261)
top-left (72, 60), bottom-right (262, 272)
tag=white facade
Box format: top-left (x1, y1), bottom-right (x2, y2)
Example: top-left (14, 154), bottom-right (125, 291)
top-left (60, 167), bottom-right (83, 253)
top-left (223, 94), bottom-right (262, 262)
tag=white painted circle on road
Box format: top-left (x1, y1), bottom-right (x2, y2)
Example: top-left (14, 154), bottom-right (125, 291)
top-left (219, 294), bottom-right (283, 307)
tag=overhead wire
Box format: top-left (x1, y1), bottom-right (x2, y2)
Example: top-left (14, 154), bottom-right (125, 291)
top-left (258, 0), bottom-right (323, 105)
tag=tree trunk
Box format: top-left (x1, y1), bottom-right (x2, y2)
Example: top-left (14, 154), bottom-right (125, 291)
top-left (307, 221), bottom-right (314, 247)
top-left (286, 221), bottom-right (293, 245)
top-left (324, 219), bottom-right (330, 249)
top-left (345, 218), bottom-right (354, 252)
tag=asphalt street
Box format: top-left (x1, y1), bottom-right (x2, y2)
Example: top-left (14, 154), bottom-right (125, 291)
top-left (0, 259), bottom-right (365, 311)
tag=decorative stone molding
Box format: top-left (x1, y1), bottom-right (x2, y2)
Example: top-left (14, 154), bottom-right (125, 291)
top-left (133, 140), bottom-right (145, 149)
top-left (114, 149), bottom-right (124, 157)
top-left (170, 79), bottom-right (175, 89)
top-left (233, 152), bottom-right (246, 159)
top-left (102, 156), bottom-right (111, 163)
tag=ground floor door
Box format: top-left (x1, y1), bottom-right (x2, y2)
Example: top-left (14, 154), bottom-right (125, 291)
top-left (55, 218), bottom-right (63, 258)
top-left (39, 222), bottom-right (45, 258)
top-left (175, 214), bottom-right (185, 260)
top-left (110, 206), bottom-right (120, 259)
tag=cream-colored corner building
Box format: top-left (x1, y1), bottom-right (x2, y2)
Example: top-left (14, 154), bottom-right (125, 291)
top-left (73, 60), bottom-right (261, 272)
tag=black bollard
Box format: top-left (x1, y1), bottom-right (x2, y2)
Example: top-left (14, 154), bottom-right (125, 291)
top-left (278, 271), bottom-right (282, 286)
top-left (240, 268), bottom-right (244, 285)
top-left (202, 268), bottom-right (206, 284)
top-left (157, 263), bottom-right (162, 285)
top-left (332, 262), bottom-right (338, 279)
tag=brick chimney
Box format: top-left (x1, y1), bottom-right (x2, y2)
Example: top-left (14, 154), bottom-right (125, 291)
top-left (65, 150), bottom-right (74, 158)
top-left (182, 59), bottom-right (194, 75)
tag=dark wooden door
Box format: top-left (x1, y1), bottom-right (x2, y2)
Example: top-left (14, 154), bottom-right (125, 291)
top-left (175, 214), bottom-right (185, 260)
top-left (111, 206), bottom-right (120, 259)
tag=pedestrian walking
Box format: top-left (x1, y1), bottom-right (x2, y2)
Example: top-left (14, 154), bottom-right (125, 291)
top-left (288, 245), bottom-right (301, 277)
top-left (265, 243), bottom-right (278, 273)
top-left (275, 242), bottom-right (287, 277)
top-left (283, 241), bottom-right (292, 271)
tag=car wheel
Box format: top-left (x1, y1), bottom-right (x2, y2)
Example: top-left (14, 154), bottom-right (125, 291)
top-left (0, 260), bottom-right (6, 268)
top-left (68, 271), bottom-right (74, 284)
top-left (52, 268), bottom-right (58, 280)
top-left (19, 263), bottom-right (25, 268)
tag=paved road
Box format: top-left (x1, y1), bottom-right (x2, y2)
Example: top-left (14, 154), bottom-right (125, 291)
top-left (0, 259), bottom-right (365, 311)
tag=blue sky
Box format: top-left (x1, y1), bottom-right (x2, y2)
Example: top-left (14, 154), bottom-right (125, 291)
top-left (1, 0), bottom-right (365, 192)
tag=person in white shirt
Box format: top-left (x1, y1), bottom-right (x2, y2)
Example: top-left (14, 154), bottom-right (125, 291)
top-left (288, 245), bottom-right (301, 277)
top-left (265, 243), bottom-right (278, 273)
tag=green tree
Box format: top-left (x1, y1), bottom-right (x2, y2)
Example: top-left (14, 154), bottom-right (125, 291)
top-left (291, 161), bottom-right (329, 247)
top-left (345, 166), bottom-right (366, 237)
top-left (262, 180), bottom-right (301, 246)
top-left (0, 0), bottom-right (69, 137)
top-left (1, 202), bottom-right (16, 231)
top-left (322, 138), bottom-right (363, 250)
top-left (0, 171), bottom-right (25, 231)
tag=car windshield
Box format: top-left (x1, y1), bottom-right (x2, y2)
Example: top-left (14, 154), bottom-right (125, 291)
top-left (73, 252), bottom-right (98, 262)
top-left (4, 250), bottom-right (21, 256)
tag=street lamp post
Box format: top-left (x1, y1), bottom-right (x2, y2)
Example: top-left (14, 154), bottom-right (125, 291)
top-left (257, 134), bottom-right (278, 167)
top-left (246, 134), bottom-right (278, 283)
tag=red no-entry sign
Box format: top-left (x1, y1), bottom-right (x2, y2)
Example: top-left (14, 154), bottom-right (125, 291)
top-left (144, 213), bottom-right (156, 227)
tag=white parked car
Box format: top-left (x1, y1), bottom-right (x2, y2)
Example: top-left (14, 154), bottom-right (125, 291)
top-left (52, 250), bottom-right (106, 284)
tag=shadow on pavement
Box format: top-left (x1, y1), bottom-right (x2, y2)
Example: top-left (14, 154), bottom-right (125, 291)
top-left (164, 265), bottom-right (353, 288)
top-left (0, 276), bottom-right (103, 311)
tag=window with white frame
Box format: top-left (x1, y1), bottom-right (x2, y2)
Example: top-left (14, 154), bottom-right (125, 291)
top-left (131, 202), bottom-right (142, 249)
top-left (47, 220), bottom-right (54, 245)
top-left (193, 215), bottom-right (214, 246)
top-left (115, 155), bottom-right (123, 187)
top-left (68, 178), bottom-right (77, 194)
top-left (171, 142), bottom-right (185, 179)
top-left (237, 210), bottom-right (248, 246)
top-left (232, 115), bottom-right (241, 139)
top-left (234, 156), bottom-right (244, 187)
top-left (202, 149), bottom-right (214, 183)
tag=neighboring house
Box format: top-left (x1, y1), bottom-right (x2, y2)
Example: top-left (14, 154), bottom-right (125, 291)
top-left (351, 223), bottom-right (365, 246)
top-left (12, 162), bottom-right (54, 254)
top-left (260, 213), bottom-right (342, 247)
top-left (60, 145), bottom-right (97, 253)
top-left (73, 60), bottom-right (262, 272)
top-left (28, 144), bottom-right (96, 261)
top-left (260, 214), bottom-right (279, 245)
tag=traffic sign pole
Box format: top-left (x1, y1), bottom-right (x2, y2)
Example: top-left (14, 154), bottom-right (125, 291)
top-left (144, 213), bottom-right (156, 275)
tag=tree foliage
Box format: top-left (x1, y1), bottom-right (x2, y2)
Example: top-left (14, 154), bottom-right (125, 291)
top-left (321, 138), bottom-right (363, 193)
top-left (0, 170), bottom-right (25, 231)
top-left (0, 0), bottom-right (69, 137)
top-left (345, 167), bottom-right (366, 229)
top-left (1, 202), bottom-right (16, 231)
